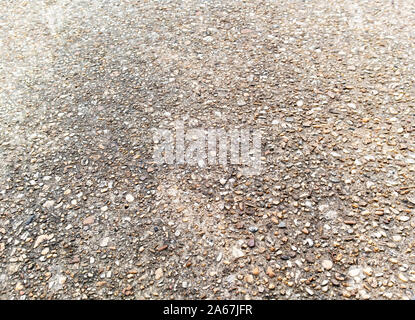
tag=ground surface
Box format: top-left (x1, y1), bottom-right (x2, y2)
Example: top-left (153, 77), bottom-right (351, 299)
top-left (1, 0), bottom-right (415, 299)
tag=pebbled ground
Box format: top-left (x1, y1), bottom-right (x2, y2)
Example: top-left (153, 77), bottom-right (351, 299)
top-left (1, 0), bottom-right (415, 299)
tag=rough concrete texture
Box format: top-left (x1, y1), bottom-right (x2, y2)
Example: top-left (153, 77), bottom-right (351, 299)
top-left (1, 0), bottom-right (415, 299)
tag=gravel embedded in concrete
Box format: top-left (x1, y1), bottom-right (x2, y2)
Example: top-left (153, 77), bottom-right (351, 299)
top-left (1, 0), bottom-right (415, 299)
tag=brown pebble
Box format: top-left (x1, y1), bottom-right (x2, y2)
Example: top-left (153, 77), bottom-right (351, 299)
top-left (83, 216), bottom-right (95, 225)
top-left (157, 244), bottom-right (168, 251)
top-left (266, 266), bottom-right (276, 278)
top-left (252, 267), bottom-right (260, 276)
top-left (344, 220), bottom-right (357, 225)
